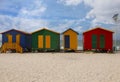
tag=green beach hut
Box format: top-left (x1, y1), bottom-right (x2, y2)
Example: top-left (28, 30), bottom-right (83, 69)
top-left (32, 28), bottom-right (60, 52)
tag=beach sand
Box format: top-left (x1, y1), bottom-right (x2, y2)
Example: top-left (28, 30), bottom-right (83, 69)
top-left (0, 53), bottom-right (120, 82)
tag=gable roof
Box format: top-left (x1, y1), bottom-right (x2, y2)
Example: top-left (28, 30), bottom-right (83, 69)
top-left (0, 29), bottom-right (31, 35)
top-left (83, 27), bottom-right (114, 34)
top-left (62, 28), bottom-right (79, 35)
top-left (32, 28), bottom-right (60, 34)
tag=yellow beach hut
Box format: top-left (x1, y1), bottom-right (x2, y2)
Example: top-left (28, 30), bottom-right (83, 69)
top-left (62, 28), bottom-right (79, 51)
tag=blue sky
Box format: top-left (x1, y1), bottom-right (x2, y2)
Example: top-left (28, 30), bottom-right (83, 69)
top-left (0, 0), bottom-right (120, 40)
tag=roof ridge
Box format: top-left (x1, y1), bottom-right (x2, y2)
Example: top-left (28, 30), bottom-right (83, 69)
top-left (0, 29), bottom-right (31, 34)
top-left (32, 27), bottom-right (60, 34)
top-left (62, 28), bottom-right (79, 34)
top-left (83, 27), bottom-right (114, 34)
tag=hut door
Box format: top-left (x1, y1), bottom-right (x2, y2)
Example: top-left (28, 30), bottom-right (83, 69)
top-left (38, 35), bottom-right (43, 48)
top-left (45, 35), bottom-right (51, 48)
top-left (92, 35), bottom-right (97, 48)
top-left (64, 35), bottom-right (70, 48)
top-left (100, 35), bottom-right (105, 48)
top-left (16, 34), bottom-right (20, 44)
top-left (8, 34), bottom-right (12, 43)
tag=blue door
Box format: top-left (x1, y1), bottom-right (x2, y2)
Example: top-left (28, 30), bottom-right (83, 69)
top-left (64, 35), bottom-right (70, 48)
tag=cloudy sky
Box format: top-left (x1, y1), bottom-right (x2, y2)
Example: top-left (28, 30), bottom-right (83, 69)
top-left (0, 0), bottom-right (120, 38)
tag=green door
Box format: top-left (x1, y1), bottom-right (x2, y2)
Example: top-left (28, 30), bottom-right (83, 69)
top-left (92, 35), bottom-right (97, 49)
top-left (100, 35), bottom-right (105, 48)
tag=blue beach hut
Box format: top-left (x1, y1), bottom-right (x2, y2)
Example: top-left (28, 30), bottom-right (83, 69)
top-left (0, 29), bottom-right (31, 53)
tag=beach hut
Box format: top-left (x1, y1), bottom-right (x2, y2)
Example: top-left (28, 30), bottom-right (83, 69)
top-left (0, 29), bottom-right (31, 53)
top-left (83, 27), bottom-right (114, 52)
top-left (32, 28), bottom-right (60, 52)
top-left (62, 28), bottom-right (79, 51)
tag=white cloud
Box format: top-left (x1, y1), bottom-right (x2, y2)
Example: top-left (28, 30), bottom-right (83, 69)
top-left (0, 0), bottom-right (48, 33)
top-left (0, 0), bottom-right (35, 13)
top-left (0, 15), bottom-right (48, 33)
top-left (84, 0), bottom-right (120, 26)
top-left (74, 26), bottom-right (83, 33)
top-left (18, 0), bottom-right (46, 18)
top-left (58, 0), bottom-right (120, 26)
top-left (0, 0), bottom-right (46, 18)
top-left (50, 20), bottom-right (83, 33)
top-left (0, 15), bottom-right (84, 34)
top-left (50, 21), bottom-right (75, 33)
top-left (58, 0), bottom-right (83, 6)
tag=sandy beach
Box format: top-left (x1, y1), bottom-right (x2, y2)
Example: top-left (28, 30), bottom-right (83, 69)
top-left (0, 53), bottom-right (120, 82)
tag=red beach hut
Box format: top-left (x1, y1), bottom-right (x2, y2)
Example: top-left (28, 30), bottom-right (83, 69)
top-left (83, 27), bottom-right (114, 52)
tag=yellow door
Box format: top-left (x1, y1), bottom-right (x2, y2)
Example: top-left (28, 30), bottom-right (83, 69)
top-left (45, 35), bottom-right (50, 48)
top-left (16, 34), bottom-right (20, 44)
top-left (38, 35), bottom-right (43, 48)
top-left (8, 34), bottom-right (12, 43)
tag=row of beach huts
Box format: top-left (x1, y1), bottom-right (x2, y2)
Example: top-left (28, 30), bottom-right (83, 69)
top-left (0, 27), bottom-right (114, 53)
